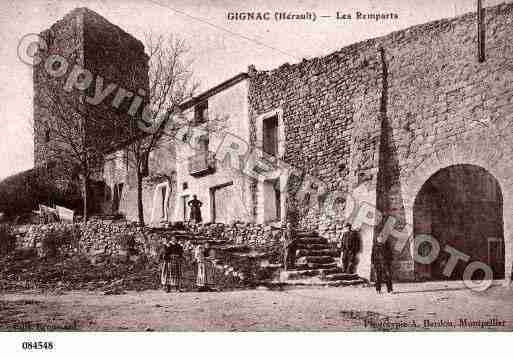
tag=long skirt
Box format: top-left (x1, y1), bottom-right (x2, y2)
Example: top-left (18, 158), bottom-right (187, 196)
top-left (196, 260), bottom-right (215, 287)
top-left (161, 256), bottom-right (182, 287)
top-left (190, 208), bottom-right (202, 223)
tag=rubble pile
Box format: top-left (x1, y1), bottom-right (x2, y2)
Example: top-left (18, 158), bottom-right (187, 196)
top-left (0, 251), bottom-right (246, 294)
top-left (214, 244), bottom-right (283, 285)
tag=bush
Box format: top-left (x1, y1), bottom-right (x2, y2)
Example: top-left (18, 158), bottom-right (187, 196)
top-left (39, 225), bottom-right (80, 258)
top-left (113, 233), bottom-right (138, 255)
top-left (0, 224), bottom-right (16, 255)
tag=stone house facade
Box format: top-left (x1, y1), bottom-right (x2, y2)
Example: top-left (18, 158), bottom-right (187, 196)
top-left (245, 3), bottom-right (513, 282)
top-left (172, 74), bottom-right (254, 225)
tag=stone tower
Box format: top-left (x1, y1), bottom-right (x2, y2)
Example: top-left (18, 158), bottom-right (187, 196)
top-left (33, 7), bottom-right (149, 169)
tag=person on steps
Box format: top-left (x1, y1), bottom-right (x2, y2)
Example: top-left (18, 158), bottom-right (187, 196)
top-left (282, 222), bottom-right (297, 271)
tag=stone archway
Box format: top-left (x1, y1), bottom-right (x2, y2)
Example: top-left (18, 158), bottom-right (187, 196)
top-left (400, 129), bottom-right (513, 284)
top-left (412, 164), bottom-right (504, 281)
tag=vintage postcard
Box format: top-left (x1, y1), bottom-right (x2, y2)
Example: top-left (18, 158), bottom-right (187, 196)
top-left (1, 0), bottom-right (513, 351)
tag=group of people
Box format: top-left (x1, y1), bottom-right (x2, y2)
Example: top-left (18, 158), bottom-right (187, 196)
top-left (165, 193), bottom-right (395, 295)
top-left (281, 221), bottom-right (394, 295)
top-left (158, 236), bottom-right (215, 293)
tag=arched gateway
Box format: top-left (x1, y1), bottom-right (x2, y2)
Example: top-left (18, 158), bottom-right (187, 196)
top-left (412, 164), bottom-right (505, 281)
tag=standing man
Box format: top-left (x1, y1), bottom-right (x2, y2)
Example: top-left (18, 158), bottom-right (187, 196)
top-left (282, 222), bottom-right (297, 271)
top-left (336, 224), bottom-right (346, 268)
top-left (188, 195), bottom-right (203, 223)
top-left (372, 240), bottom-right (394, 294)
top-left (341, 223), bottom-right (361, 274)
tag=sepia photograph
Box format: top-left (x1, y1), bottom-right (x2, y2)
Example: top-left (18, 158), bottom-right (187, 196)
top-left (1, 0), bottom-right (513, 354)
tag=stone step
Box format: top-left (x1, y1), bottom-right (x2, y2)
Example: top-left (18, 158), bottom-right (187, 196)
top-left (297, 255), bottom-right (334, 264)
top-left (295, 243), bottom-right (331, 251)
top-left (322, 267), bottom-right (346, 275)
top-left (276, 278), bottom-right (366, 287)
top-left (324, 272), bottom-right (360, 281)
top-left (325, 278), bottom-right (367, 287)
top-left (295, 261), bottom-right (339, 270)
top-left (295, 237), bottom-right (328, 245)
top-left (175, 234), bottom-right (211, 240)
top-left (280, 268), bottom-right (359, 281)
top-left (296, 249), bottom-right (339, 257)
top-left (296, 231), bottom-right (319, 237)
top-left (280, 269), bottom-right (321, 281)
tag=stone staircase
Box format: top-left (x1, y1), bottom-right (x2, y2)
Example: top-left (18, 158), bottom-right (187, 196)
top-left (279, 231), bottom-right (367, 287)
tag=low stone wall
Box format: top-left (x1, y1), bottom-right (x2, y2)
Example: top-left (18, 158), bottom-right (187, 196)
top-left (187, 222), bottom-right (283, 248)
top-left (13, 220), bottom-right (282, 288)
top-left (18, 220), bottom-right (162, 258)
top-left (18, 219), bottom-right (346, 257)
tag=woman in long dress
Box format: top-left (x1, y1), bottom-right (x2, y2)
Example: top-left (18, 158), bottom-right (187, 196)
top-left (160, 236), bottom-right (184, 292)
top-left (194, 242), bottom-right (215, 291)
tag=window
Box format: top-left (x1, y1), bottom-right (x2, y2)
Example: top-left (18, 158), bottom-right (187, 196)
top-left (161, 186), bottom-right (167, 219)
top-left (262, 115), bottom-right (278, 156)
top-left (197, 134), bottom-right (209, 153)
top-left (113, 183), bottom-right (124, 212)
top-left (141, 152), bottom-right (149, 177)
top-left (115, 150), bottom-right (127, 171)
top-left (182, 195), bottom-right (190, 221)
top-left (194, 101), bottom-right (208, 124)
top-left (44, 127), bottom-right (50, 143)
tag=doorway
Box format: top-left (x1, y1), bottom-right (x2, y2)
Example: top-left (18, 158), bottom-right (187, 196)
top-left (263, 178), bottom-right (281, 223)
top-left (112, 183), bottom-right (124, 213)
top-left (210, 182), bottom-right (234, 223)
top-left (413, 164), bottom-right (505, 280)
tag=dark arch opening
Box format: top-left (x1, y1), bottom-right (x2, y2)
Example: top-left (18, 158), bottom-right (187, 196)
top-left (413, 164), bottom-right (505, 281)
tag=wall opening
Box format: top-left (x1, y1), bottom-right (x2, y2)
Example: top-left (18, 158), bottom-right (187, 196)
top-left (413, 164), bottom-right (504, 281)
top-left (263, 178), bottom-right (281, 223)
top-left (150, 182), bottom-right (171, 224)
top-left (262, 115), bottom-right (278, 156)
top-left (160, 186), bottom-right (167, 219)
top-left (112, 183), bottom-right (124, 213)
top-left (194, 101), bottom-right (208, 124)
top-left (210, 182), bottom-right (234, 223)
top-left (181, 194), bottom-right (190, 221)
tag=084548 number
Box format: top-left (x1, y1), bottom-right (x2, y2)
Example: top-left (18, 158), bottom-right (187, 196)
top-left (22, 341), bottom-right (54, 350)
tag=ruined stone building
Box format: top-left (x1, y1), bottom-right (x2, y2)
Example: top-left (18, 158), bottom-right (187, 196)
top-left (33, 7), bottom-right (149, 213)
top-left (34, 4), bottom-right (513, 282)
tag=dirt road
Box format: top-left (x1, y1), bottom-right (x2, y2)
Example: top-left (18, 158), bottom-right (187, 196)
top-left (1, 281), bottom-right (512, 331)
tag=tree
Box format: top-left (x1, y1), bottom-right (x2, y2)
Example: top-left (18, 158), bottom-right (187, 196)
top-left (36, 83), bottom-right (113, 222)
top-left (126, 33), bottom-right (198, 226)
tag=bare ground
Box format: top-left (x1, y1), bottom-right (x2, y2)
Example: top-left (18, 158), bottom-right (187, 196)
top-left (1, 281), bottom-right (513, 331)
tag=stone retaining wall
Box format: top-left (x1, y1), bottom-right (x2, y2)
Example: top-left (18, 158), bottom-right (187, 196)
top-left (17, 220), bottom-right (289, 258)
top-left (18, 220), bottom-right (160, 258)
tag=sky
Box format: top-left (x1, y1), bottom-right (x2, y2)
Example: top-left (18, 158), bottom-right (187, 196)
top-left (0, 0), bottom-right (508, 180)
